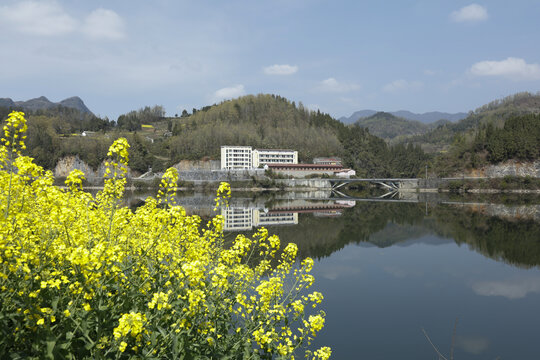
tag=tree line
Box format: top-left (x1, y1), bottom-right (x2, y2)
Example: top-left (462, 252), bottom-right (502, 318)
top-left (2, 95), bottom-right (433, 178)
top-left (432, 113), bottom-right (540, 176)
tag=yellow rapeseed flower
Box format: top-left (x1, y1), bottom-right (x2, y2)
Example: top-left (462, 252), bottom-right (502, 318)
top-left (0, 112), bottom-right (329, 359)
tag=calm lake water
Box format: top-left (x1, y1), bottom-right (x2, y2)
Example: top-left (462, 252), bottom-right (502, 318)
top-left (127, 190), bottom-right (540, 359)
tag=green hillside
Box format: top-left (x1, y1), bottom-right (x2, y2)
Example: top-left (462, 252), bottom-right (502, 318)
top-left (405, 92), bottom-right (540, 153)
top-left (432, 113), bottom-right (540, 176)
top-left (166, 95), bottom-right (428, 177)
top-left (167, 94), bottom-right (345, 162)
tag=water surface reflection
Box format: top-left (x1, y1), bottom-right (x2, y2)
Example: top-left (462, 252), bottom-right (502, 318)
top-left (125, 190), bottom-right (540, 359)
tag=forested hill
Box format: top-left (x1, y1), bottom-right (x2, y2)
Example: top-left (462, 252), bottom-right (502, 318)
top-left (3, 92), bottom-right (538, 179)
top-left (168, 94), bottom-right (346, 162)
top-left (405, 92), bottom-right (540, 153)
top-left (354, 112), bottom-right (431, 140)
top-left (167, 95), bottom-right (428, 177)
top-left (1, 93), bottom-right (431, 178)
top-left (432, 112), bottom-right (540, 176)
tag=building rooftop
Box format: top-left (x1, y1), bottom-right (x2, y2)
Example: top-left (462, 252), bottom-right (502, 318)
top-left (255, 148), bottom-right (296, 152)
top-left (268, 163), bottom-right (343, 169)
top-left (313, 157), bottom-right (342, 161)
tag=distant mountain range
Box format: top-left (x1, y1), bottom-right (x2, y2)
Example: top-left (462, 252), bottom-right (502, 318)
top-left (339, 109), bottom-right (467, 124)
top-left (0, 96), bottom-right (93, 115)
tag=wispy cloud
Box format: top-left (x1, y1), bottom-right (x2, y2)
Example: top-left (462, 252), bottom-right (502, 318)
top-left (382, 79), bottom-right (423, 92)
top-left (469, 57), bottom-right (540, 80)
top-left (316, 78), bottom-right (360, 93)
top-left (0, 0), bottom-right (77, 36)
top-left (82, 8), bottom-right (126, 40)
top-left (0, 1), bottom-right (125, 40)
top-left (263, 64), bottom-right (298, 75)
top-left (213, 84), bottom-right (246, 102)
top-left (450, 4), bottom-right (488, 23)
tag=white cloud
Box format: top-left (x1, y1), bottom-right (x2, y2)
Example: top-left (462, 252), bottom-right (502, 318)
top-left (0, 2), bottom-right (125, 41)
top-left (469, 57), bottom-right (540, 80)
top-left (317, 78), bottom-right (360, 93)
top-left (263, 64), bottom-right (298, 75)
top-left (450, 4), bottom-right (488, 23)
top-left (424, 69), bottom-right (436, 76)
top-left (382, 79), bottom-right (423, 92)
top-left (82, 8), bottom-right (126, 40)
top-left (213, 84), bottom-right (246, 101)
top-left (0, 0), bottom-right (77, 36)
top-left (471, 277), bottom-right (540, 299)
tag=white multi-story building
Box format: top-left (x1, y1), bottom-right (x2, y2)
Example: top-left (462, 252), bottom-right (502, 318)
top-left (220, 146), bottom-right (253, 170)
top-left (253, 149), bottom-right (298, 167)
top-left (220, 146), bottom-right (297, 169)
top-left (221, 207), bottom-right (298, 231)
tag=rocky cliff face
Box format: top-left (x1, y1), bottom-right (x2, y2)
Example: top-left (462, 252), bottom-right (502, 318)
top-left (463, 160), bottom-right (540, 178)
top-left (54, 156), bottom-right (135, 182)
top-left (54, 157), bottom-right (221, 183)
top-left (54, 156), bottom-right (101, 179)
top-left (483, 160), bottom-right (540, 178)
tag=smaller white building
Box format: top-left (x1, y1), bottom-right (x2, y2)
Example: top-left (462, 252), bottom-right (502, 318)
top-left (253, 149), bottom-right (298, 167)
top-left (254, 211), bottom-right (298, 227)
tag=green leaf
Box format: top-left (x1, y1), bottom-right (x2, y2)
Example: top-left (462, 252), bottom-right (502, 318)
top-left (46, 338), bottom-right (56, 360)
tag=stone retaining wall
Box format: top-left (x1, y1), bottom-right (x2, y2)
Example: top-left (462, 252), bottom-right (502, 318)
top-left (275, 179), bottom-right (332, 189)
top-left (178, 169), bottom-right (266, 182)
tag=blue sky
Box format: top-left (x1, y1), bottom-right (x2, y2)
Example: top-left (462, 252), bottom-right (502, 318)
top-left (1, 0), bottom-right (539, 120)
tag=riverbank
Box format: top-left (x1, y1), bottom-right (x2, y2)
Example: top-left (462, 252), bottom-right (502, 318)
top-left (58, 175), bottom-right (540, 194)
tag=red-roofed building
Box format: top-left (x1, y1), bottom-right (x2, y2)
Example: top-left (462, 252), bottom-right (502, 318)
top-left (267, 163), bottom-right (355, 178)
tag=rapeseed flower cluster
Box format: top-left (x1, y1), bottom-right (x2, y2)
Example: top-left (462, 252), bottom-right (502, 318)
top-left (1, 111), bottom-right (27, 154)
top-left (0, 111), bottom-right (330, 359)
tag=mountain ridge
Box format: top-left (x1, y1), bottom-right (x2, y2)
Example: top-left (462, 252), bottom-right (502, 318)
top-left (340, 109), bottom-right (467, 124)
top-left (0, 96), bottom-right (93, 115)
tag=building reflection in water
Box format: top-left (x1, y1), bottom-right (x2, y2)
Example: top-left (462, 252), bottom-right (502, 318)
top-left (221, 200), bottom-right (356, 231)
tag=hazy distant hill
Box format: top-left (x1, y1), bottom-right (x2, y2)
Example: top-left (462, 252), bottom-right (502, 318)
top-left (0, 96), bottom-right (93, 114)
top-left (58, 97), bottom-right (93, 114)
top-left (355, 112), bottom-right (430, 140)
top-left (0, 98), bottom-right (15, 108)
top-left (339, 110), bottom-right (377, 123)
top-left (340, 109), bottom-right (467, 124)
top-left (391, 110), bottom-right (467, 123)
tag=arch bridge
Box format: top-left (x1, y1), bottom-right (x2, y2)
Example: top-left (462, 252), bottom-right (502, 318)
top-left (328, 178), bottom-right (420, 191)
